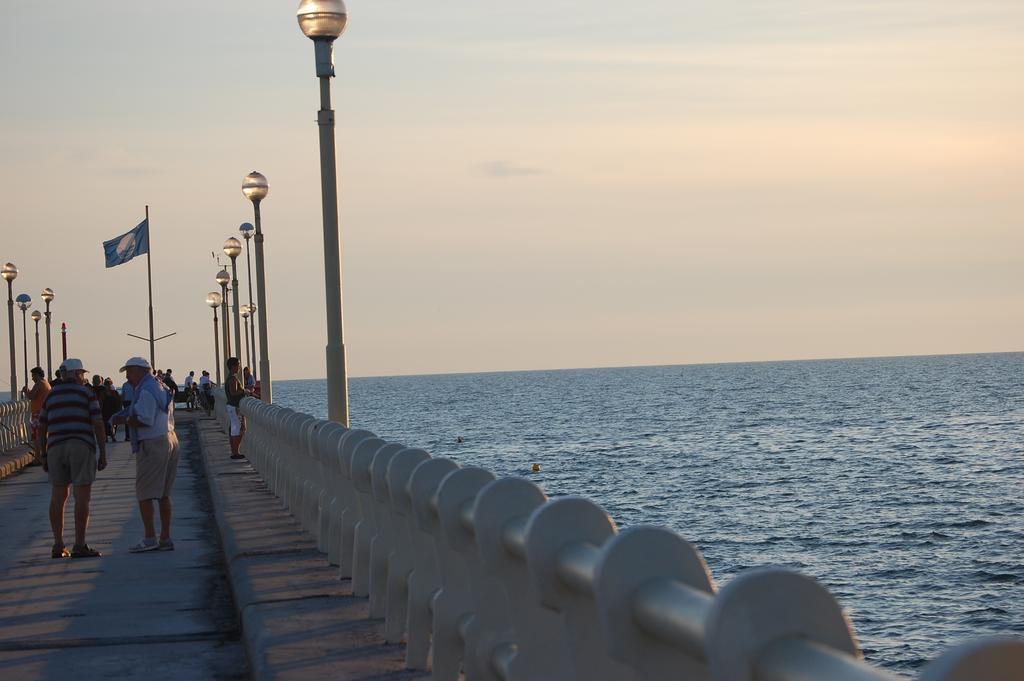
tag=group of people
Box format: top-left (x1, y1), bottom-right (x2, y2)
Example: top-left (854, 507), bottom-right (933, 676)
top-left (176, 366), bottom-right (256, 415)
top-left (24, 362), bottom-right (258, 440)
top-left (24, 353), bottom-right (256, 559)
top-left (29, 356), bottom-right (178, 559)
top-left (24, 366), bottom-right (185, 445)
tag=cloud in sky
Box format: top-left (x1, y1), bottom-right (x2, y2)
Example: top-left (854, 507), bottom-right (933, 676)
top-left (478, 160), bottom-right (543, 178)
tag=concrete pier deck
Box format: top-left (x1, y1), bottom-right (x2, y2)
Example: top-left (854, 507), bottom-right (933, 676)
top-left (0, 411), bottom-right (427, 681)
top-left (0, 416), bottom-right (246, 680)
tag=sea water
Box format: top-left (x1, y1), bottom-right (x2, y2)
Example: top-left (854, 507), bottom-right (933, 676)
top-left (275, 352), bottom-right (1024, 673)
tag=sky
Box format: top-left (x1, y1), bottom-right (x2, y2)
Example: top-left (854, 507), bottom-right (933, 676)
top-left (0, 1), bottom-right (1021, 384)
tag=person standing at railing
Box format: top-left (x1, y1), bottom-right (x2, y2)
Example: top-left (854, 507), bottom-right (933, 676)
top-left (23, 366), bottom-right (51, 456)
top-left (225, 357), bottom-right (246, 461)
top-left (111, 356), bottom-right (179, 554)
top-left (36, 358), bottom-right (107, 559)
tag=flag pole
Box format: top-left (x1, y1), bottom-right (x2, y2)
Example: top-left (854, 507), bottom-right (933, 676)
top-left (145, 205), bottom-right (155, 368)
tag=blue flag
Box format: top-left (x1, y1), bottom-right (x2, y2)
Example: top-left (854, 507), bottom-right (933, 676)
top-left (103, 219), bottom-right (150, 268)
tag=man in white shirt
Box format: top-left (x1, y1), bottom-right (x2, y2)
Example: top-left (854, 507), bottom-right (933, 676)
top-left (183, 371), bottom-right (195, 389)
top-left (112, 356), bottom-right (179, 553)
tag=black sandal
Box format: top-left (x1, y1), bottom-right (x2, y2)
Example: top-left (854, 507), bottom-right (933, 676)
top-left (52, 543), bottom-right (70, 559)
top-left (70, 544), bottom-right (102, 558)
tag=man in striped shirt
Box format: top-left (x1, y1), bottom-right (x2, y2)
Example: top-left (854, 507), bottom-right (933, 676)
top-left (37, 358), bottom-right (108, 559)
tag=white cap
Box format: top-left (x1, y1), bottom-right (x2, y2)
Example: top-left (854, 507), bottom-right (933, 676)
top-left (63, 358), bottom-right (87, 373)
top-left (119, 356), bottom-right (152, 373)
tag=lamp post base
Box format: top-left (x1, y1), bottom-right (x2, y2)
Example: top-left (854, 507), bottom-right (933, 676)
top-left (326, 341), bottom-right (348, 426)
top-left (259, 358), bottom-right (272, 403)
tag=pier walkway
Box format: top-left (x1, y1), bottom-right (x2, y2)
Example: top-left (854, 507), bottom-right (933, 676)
top-left (0, 415), bottom-right (246, 680)
top-left (0, 411), bottom-right (418, 681)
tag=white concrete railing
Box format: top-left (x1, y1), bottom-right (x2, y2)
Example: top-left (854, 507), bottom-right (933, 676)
top-left (0, 399), bottom-right (31, 452)
top-left (213, 392), bottom-right (1023, 681)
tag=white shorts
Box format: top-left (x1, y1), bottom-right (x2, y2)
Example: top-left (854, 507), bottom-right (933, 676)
top-left (227, 405), bottom-right (242, 437)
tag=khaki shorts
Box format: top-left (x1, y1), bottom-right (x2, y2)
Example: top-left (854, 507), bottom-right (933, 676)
top-left (136, 432), bottom-right (180, 501)
top-left (48, 439), bottom-right (97, 487)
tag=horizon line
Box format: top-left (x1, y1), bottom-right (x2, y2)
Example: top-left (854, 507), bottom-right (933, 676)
top-left (274, 348), bottom-right (1023, 383)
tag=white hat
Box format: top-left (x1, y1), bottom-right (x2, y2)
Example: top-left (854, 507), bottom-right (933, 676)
top-left (119, 356), bottom-right (152, 373)
top-left (63, 358), bottom-right (87, 372)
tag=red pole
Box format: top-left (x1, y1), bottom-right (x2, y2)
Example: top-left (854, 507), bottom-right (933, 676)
top-left (61, 322), bottom-right (67, 360)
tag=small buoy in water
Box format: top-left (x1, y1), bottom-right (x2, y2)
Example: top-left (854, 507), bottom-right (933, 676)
top-left (532, 463), bottom-right (541, 472)
top-left (456, 436), bottom-right (465, 443)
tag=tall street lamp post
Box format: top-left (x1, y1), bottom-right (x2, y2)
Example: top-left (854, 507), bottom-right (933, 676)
top-left (2, 263), bottom-right (17, 401)
top-left (242, 171), bottom-right (272, 403)
top-left (297, 0), bottom-right (351, 426)
top-left (207, 292), bottom-right (222, 385)
top-left (223, 237), bottom-right (243, 364)
top-left (240, 305), bottom-right (252, 379)
top-left (239, 222), bottom-right (257, 381)
top-left (31, 310), bottom-right (41, 368)
top-left (16, 294), bottom-right (31, 393)
top-left (245, 303), bottom-right (258, 386)
top-left (40, 288), bottom-right (54, 377)
top-left (216, 269), bottom-right (231, 365)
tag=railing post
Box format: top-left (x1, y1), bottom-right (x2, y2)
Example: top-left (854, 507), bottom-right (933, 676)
top-left (280, 411), bottom-right (303, 512)
top-left (328, 428), bottom-right (373, 569)
top-left (473, 478), bottom-right (571, 681)
top-left (1, 402), bottom-right (10, 451)
top-left (524, 497), bottom-right (631, 681)
top-left (270, 408), bottom-right (290, 502)
top-left (919, 637), bottom-right (1024, 681)
top-left (315, 420), bottom-right (346, 555)
top-left (297, 414), bottom-right (322, 538)
top-left (290, 413), bottom-right (312, 517)
top-left (270, 407), bottom-right (294, 501)
top-left (407, 457), bottom-right (459, 671)
top-left (348, 436), bottom-right (388, 596)
top-left (366, 442), bottom-right (405, 618)
top-left (332, 428), bottom-right (375, 576)
top-left (593, 525), bottom-right (714, 680)
top-left (382, 447), bottom-right (431, 644)
top-left (434, 467), bottom-right (500, 680)
top-left (703, 568), bottom-right (860, 681)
